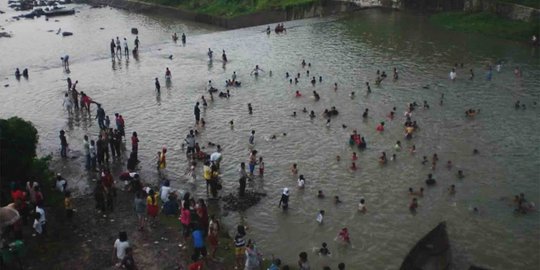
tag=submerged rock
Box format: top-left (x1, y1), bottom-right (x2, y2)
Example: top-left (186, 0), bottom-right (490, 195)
top-left (0, 32), bottom-right (11, 38)
top-left (222, 191), bottom-right (266, 211)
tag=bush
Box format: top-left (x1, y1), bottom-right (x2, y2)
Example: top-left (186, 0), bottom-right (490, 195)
top-left (0, 117), bottom-right (51, 205)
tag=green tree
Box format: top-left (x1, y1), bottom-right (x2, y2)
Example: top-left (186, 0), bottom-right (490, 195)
top-left (0, 117), bottom-right (40, 205)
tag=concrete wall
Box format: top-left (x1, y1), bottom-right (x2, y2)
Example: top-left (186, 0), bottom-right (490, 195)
top-left (464, 0), bottom-right (540, 22)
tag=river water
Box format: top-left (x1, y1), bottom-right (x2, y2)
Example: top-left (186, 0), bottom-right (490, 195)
top-left (1, 4), bottom-right (539, 269)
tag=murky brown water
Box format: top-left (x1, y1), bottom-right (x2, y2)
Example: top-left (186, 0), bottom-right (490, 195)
top-left (1, 4), bottom-right (539, 269)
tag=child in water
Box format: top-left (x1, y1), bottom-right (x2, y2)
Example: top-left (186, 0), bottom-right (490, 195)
top-left (316, 210), bottom-right (324, 224)
top-left (336, 228), bottom-right (351, 244)
top-left (319, 242), bottom-right (330, 256)
top-left (409, 198), bottom-right (418, 212)
top-left (297, 175), bottom-right (306, 189)
top-left (358, 198), bottom-right (366, 213)
top-left (291, 163), bottom-right (298, 175)
top-left (278, 188), bottom-right (289, 210)
top-left (258, 156), bottom-right (264, 176)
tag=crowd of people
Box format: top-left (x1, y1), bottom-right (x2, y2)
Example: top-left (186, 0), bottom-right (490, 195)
top-left (4, 20), bottom-right (537, 270)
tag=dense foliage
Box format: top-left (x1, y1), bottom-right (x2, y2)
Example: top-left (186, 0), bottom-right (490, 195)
top-left (145, 0), bottom-right (316, 17)
top-left (0, 117), bottom-right (51, 205)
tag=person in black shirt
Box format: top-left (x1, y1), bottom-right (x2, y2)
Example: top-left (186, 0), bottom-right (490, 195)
top-left (194, 102), bottom-right (201, 125)
top-left (59, 130), bottom-right (68, 158)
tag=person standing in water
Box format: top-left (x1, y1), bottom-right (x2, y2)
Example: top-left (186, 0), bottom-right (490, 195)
top-left (96, 104), bottom-right (106, 130)
top-left (181, 33), bottom-right (186, 45)
top-left (134, 36), bottom-right (140, 51)
top-left (110, 39), bottom-right (116, 56)
top-left (63, 93), bottom-right (73, 115)
top-left (238, 162), bottom-right (249, 197)
top-left (279, 188), bottom-right (289, 210)
top-left (249, 130), bottom-right (255, 145)
top-left (123, 38), bottom-right (129, 57)
top-left (155, 78), bottom-right (160, 93)
top-left (222, 50), bottom-right (228, 63)
top-left (59, 130), bottom-right (68, 158)
top-left (194, 102), bottom-right (201, 125)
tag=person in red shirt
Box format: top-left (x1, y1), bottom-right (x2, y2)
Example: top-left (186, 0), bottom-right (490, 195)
top-left (101, 168), bottom-right (114, 189)
top-left (188, 254), bottom-right (203, 270)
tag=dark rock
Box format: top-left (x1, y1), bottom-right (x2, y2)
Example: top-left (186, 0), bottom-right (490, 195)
top-left (222, 191), bottom-right (266, 211)
top-left (131, 28), bottom-right (138, 34)
top-left (0, 32), bottom-right (11, 38)
top-left (62, 31), bottom-right (73, 37)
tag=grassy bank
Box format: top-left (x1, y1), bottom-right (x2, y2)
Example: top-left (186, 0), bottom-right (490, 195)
top-left (430, 11), bottom-right (539, 41)
top-left (139, 0), bottom-right (316, 18)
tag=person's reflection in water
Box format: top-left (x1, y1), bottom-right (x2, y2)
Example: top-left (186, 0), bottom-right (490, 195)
top-left (112, 58), bottom-right (117, 71)
top-left (165, 79), bottom-right (172, 90)
top-left (125, 57), bottom-right (129, 70)
top-left (156, 92), bottom-right (161, 105)
top-left (132, 50), bottom-right (139, 62)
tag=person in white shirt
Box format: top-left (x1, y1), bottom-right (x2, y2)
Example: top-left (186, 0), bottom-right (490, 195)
top-left (160, 180), bottom-right (172, 203)
top-left (35, 203), bottom-right (46, 234)
top-left (449, 68), bottom-right (457, 81)
top-left (55, 173), bottom-right (67, 193)
top-left (316, 210), bottom-right (324, 224)
top-left (123, 38), bottom-right (129, 56)
top-left (297, 175), bottom-right (305, 189)
top-left (358, 198), bottom-right (367, 213)
top-left (112, 231), bottom-right (130, 266)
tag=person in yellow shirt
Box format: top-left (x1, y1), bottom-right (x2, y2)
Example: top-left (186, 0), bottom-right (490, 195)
top-left (146, 189), bottom-right (159, 227)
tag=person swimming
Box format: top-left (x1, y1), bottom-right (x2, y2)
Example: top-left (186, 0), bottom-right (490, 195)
top-left (362, 109), bottom-right (369, 118)
top-left (409, 198), bottom-right (418, 212)
top-left (334, 196), bottom-right (342, 204)
top-left (317, 190), bottom-right (325, 199)
top-left (379, 152), bottom-right (387, 164)
top-left (313, 91), bottom-right (320, 101)
top-left (319, 242), bottom-right (330, 255)
top-left (425, 173), bottom-right (436, 185)
top-left (309, 111), bottom-right (315, 118)
top-left (251, 65), bottom-right (264, 76)
top-left (295, 91), bottom-right (302, 97)
top-left (457, 170), bottom-right (465, 179)
top-left (449, 185), bottom-right (456, 195)
top-left (291, 163), bottom-right (298, 175)
top-left (358, 199), bottom-right (366, 213)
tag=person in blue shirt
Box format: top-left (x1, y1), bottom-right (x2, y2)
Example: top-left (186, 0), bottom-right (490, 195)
top-left (192, 226), bottom-right (207, 259)
top-left (268, 258), bottom-right (281, 270)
